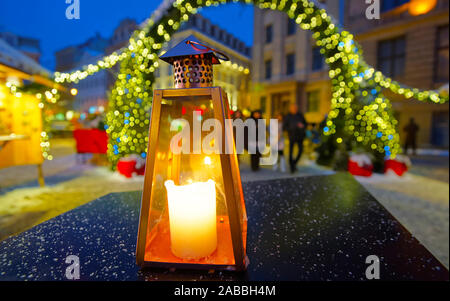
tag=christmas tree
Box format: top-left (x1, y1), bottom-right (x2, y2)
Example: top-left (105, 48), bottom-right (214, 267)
top-left (52, 0), bottom-right (447, 169)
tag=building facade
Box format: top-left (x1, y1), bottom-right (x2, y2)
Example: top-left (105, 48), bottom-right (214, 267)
top-left (251, 0), bottom-right (339, 125)
top-left (155, 14), bottom-right (252, 111)
top-left (55, 20), bottom-right (138, 114)
top-left (252, 0), bottom-right (449, 148)
top-left (344, 0), bottom-right (449, 148)
top-left (71, 51), bottom-right (109, 113)
top-left (55, 33), bottom-right (109, 72)
top-left (0, 32), bottom-right (41, 63)
top-left (55, 33), bottom-right (110, 114)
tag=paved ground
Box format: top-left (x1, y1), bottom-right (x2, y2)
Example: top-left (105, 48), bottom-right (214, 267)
top-left (0, 138), bottom-right (448, 268)
top-left (356, 173), bottom-right (449, 268)
top-left (409, 155), bottom-right (449, 183)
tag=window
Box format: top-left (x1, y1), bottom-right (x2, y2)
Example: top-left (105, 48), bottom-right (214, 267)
top-left (260, 96), bottom-right (267, 114)
top-left (233, 75), bottom-right (239, 86)
top-left (286, 53), bottom-right (295, 76)
top-left (265, 59), bottom-right (272, 80)
top-left (287, 18), bottom-right (296, 36)
top-left (312, 47), bottom-right (324, 71)
top-left (377, 37), bottom-right (406, 78)
top-left (239, 42), bottom-right (244, 52)
top-left (265, 25), bottom-right (273, 44)
top-left (435, 25), bottom-right (449, 83)
top-left (306, 91), bottom-right (320, 113)
top-left (381, 0), bottom-right (409, 12)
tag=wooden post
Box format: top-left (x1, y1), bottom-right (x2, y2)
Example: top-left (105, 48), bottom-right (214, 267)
top-left (37, 163), bottom-right (45, 187)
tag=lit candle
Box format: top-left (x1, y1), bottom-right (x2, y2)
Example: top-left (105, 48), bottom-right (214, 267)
top-left (164, 179), bottom-right (217, 259)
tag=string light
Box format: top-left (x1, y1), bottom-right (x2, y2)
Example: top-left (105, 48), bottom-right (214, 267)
top-left (4, 81), bottom-right (60, 160)
top-left (102, 0), bottom-right (448, 166)
top-left (8, 0), bottom-right (449, 165)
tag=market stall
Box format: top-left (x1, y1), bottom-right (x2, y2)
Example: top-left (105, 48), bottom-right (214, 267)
top-left (0, 38), bottom-right (63, 186)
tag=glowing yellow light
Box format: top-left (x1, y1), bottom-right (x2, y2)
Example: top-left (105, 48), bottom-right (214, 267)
top-left (409, 0), bottom-right (437, 16)
top-left (164, 180), bottom-right (217, 259)
top-left (70, 88), bottom-right (78, 96)
top-left (66, 110), bottom-right (74, 120)
top-left (204, 156), bottom-right (212, 165)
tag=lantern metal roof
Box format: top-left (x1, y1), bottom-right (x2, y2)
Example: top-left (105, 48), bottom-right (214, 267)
top-left (159, 35), bottom-right (221, 65)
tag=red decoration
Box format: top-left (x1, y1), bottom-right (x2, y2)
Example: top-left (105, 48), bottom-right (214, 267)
top-left (73, 129), bottom-right (108, 154)
top-left (116, 158), bottom-right (146, 178)
top-left (117, 159), bottom-right (137, 178)
top-left (348, 160), bottom-right (373, 177)
top-left (135, 164), bottom-right (146, 176)
top-left (384, 159), bottom-right (408, 176)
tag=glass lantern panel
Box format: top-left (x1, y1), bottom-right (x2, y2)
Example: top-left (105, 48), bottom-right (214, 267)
top-left (222, 95), bottom-right (247, 257)
top-left (144, 94), bottom-right (235, 265)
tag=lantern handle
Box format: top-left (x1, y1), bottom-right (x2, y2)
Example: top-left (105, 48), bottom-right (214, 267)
top-left (186, 40), bottom-right (230, 61)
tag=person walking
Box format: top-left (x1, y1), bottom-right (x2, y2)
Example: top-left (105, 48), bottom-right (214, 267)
top-left (283, 104), bottom-right (307, 173)
top-left (272, 113), bottom-right (286, 172)
top-left (248, 110), bottom-right (263, 171)
top-left (231, 109), bottom-right (244, 163)
top-left (404, 117), bottom-right (419, 155)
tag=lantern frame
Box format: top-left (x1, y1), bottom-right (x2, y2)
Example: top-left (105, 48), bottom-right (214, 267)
top-left (136, 86), bottom-right (247, 271)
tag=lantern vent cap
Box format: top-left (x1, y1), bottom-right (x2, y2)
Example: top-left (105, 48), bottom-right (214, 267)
top-left (159, 35), bottom-right (227, 64)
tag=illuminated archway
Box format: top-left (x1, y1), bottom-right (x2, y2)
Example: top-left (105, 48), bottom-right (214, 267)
top-left (54, 0), bottom-right (448, 167)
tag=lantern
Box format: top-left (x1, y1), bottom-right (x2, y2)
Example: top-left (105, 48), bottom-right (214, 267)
top-left (136, 35), bottom-right (248, 271)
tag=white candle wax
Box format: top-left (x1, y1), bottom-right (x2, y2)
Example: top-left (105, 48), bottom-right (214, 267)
top-left (164, 179), bottom-right (217, 259)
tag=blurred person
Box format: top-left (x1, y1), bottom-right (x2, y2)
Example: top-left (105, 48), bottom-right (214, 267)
top-left (309, 123), bottom-right (320, 145)
top-left (231, 109), bottom-right (244, 162)
top-left (404, 117), bottom-right (419, 155)
top-left (304, 123), bottom-right (319, 160)
top-left (319, 114), bottom-right (328, 131)
top-left (283, 104), bottom-right (307, 173)
top-left (249, 110), bottom-right (263, 171)
top-left (272, 113), bottom-right (286, 172)
top-left (231, 109), bottom-right (243, 120)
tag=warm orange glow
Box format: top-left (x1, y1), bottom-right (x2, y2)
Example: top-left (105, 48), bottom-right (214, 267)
top-left (409, 0), bottom-right (437, 16)
top-left (165, 180), bottom-right (217, 259)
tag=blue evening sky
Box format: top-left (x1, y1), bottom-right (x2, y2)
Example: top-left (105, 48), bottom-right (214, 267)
top-left (0, 0), bottom-right (254, 70)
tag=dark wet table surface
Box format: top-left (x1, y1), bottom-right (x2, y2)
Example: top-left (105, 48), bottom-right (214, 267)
top-left (0, 173), bottom-right (448, 281)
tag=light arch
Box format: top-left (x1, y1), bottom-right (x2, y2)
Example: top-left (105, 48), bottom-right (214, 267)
top-left (89, 0), bottom-right (447, 167)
